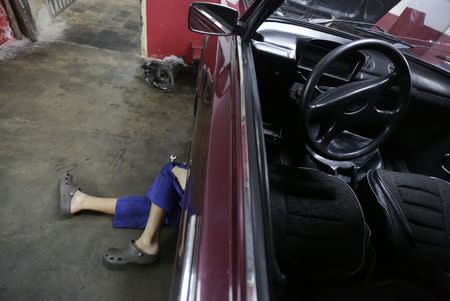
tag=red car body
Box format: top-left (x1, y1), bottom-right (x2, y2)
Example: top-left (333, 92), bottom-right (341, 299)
top-left (170, 1), bottom-right (450, 300)
top-left (169, 1), bottom-right (278, 300)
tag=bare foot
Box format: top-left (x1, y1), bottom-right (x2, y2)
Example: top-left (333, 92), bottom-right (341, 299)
top-left (134, 238), bottom-right (159, 255)
top-left (70, 190), bottom-right (87, 214)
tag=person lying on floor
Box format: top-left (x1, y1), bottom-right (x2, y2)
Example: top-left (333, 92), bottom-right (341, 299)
top-left (59, 160), bottom-right (187, 266)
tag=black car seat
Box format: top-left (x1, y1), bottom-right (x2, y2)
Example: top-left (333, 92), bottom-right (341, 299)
top-left (364, 169), bottom-right (450, 290)
top-left (269, 165), bottom-right (372, 282)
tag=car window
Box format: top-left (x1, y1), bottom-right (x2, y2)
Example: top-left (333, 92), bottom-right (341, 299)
top-left (276, 0), bottom-right (450, 72)
top-left (377, 0), bottom-right (450, 72)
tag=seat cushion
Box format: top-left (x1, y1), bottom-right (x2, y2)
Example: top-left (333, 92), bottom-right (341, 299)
top-left (270, 165), bottom-right (370, 281)
top-left (367, 169), bottom-right (450, 276)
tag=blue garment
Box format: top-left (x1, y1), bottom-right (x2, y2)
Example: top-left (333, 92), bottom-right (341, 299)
top-left (112, 162), bottom-right (186, 229)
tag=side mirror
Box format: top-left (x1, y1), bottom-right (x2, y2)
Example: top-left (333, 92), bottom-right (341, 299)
top-left (188, 3), bottom-right (239, 36)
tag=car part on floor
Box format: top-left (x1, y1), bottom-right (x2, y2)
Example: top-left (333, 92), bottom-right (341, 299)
top-left (141, 56), bottom-right (185, 92)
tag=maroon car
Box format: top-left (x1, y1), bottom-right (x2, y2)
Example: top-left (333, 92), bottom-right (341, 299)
top-left (170, 1), bottom-right (450, 300)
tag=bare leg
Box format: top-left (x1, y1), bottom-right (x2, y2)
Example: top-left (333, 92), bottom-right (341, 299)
top-left (133, 166), bottom-right (186, 255)
top-left (134, 203), bottom-right (166, 255)
top-left (71, 191), bottom-right (117, 215)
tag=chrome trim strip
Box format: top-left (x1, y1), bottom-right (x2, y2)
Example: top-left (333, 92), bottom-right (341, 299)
top-left (237, 36), bottom-right (258, 294)
top-left (251, 41), bottom-right (296, 60)
top-left (179, 214), bottom-right (198, 301)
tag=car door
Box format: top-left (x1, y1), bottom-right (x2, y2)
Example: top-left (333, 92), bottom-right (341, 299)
top-left (170, 2), bottom-right (257, 301)
top-left (169, 1), bottom-right (285, 300)
top-left (170, 31), bottom-right (253, 301)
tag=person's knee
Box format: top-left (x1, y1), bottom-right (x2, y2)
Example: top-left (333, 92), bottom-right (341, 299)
top-left (159, 162), bottom-right (174, 177)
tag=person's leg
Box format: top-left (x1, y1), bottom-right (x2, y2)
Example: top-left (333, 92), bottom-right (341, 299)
top-left (70, 190), bottom-right (117, 215)
top-left (131, 164), bottom-right (186, 255)
top-left (68, 164), bottom-right (187, 218)
top-left (103, 163), bottom-right (187, 265)
top-left (134, 203), bottom-right (166, 255)
top-left (133, 164), bottom-right (186, 253)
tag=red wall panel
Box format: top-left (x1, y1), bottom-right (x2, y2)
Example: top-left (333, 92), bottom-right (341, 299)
top-left (0, 1), bottom-right (14, 45)
top-left (145, 0), bottom-right (206, 64)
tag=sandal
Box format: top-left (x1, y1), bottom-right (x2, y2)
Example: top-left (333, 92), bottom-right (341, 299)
top-left (59, 172), bottom-right (80, 217)
top-left (103, 241), bottom-right (159, 267)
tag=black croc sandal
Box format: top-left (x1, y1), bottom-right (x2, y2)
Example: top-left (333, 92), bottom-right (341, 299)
top-left (60, 172), bottom-right (80, 217)
top-left (103, 241), bottom-right (159, 267)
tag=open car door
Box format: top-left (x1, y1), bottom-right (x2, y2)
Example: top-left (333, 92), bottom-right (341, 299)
top-left (169, 1), bottom-right (284, 301)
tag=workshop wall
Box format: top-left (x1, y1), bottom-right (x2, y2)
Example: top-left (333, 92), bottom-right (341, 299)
top-left (27, 0), bottom-right (51, 31)
top-left (142, 0), bottom-right (207, 64)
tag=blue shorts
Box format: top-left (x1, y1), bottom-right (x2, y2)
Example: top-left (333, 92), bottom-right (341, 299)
top-left (112, 162), bottom-right (186, 229)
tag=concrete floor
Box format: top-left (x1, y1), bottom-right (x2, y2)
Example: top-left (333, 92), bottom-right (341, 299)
top-left (0, 0), bottom-right (194, 300)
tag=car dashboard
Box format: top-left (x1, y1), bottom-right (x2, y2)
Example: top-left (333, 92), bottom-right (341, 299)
top-left (253, 19), bottom-right (450, 94)
top-left (297, 39), bottom-right (366, 82)
top-left (252, 18), bottom-right (450, 182)
top-left (252, 20), bottom-right (398, 88)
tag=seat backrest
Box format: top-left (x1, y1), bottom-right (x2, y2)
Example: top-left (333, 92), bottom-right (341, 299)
top-left (269, 165), bottom-right (372, 281)
top-left (365, 169), bottom-right (450, 291)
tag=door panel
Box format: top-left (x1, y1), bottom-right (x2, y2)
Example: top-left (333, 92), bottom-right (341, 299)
top-left (171, 34), bottom-right (248, 300)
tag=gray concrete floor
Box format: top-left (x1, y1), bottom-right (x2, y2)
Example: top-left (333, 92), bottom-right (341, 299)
top-left (0, 0), bottom-right (194, 300)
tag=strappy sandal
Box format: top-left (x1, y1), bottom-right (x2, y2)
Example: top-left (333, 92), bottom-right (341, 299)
top-left (103, 241), bottom-right (159, 267)
top-left (60, 172), bottom-right (80, 217)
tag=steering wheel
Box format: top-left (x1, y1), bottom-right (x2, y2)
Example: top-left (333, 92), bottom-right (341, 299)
top-left (300, 39), bottom-right (411, 161)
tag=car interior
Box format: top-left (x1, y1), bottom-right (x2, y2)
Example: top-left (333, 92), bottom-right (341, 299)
top-left (251, 17), bottom-right (450, 300)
